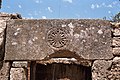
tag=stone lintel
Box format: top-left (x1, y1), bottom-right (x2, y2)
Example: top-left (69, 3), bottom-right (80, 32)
top-left (5, 19), bottom-right (113, 60)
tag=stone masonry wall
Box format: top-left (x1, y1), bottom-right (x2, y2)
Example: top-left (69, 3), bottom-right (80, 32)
top-left (0, 13), bottom-right (120, 80)
top-left (0, 13), bottom-right (24, 80)
top-left (91, 22), bottom-right (120, 80)
top-left (0, 13), bottom-right (11, 80)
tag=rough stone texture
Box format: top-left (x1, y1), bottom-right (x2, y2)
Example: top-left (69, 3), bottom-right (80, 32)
top-left (10, 68), bottom-right (27, 80)
top-left (0, 77), bottom-right (9, 80)
top-left (0, 62), bottom-right (10, 80)
top-left (113, 28), bottom-right (120, 36)
top-left (111, 22), bottom-right (120, 28)
top-left (112, 37), bottom-right (120, 47)
top-left (0, 13), bottom-right (11, 20)
top-left (0, 12), bottom-right (22, 20)
top-left (37, 58), bottom-right (92, 67)
top-left (12, 61), bottom-right (28, 68)
top-left (113, 47), bottom-right (120, 56)
top-left (5, 19), bottom-right (113, 60)
top-left (0, 20), bottom-right (6, 60)
top-left (92, 58), bottom-right (120, 80)
top-left (107, 57), bottom-right (120, 80)
top-left (0, 12), bottom-right (22, 60)
top-left (92, 60), bottom-right (112, 80)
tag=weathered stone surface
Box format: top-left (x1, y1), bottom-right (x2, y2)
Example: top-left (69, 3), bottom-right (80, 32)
top-left (107, 57), bottom-right (120, 80)
top-left (92, 58), bottom-right (120, 80)
top-left (12, 61), bottom-right (28, 68)
top-left (112, 57), bottom-right (120, 69)
top-left (0, 77), bottom-right (9, 80)
top-left (0, 62), bottom-right (10, 80)
top-left (0, 20), bottom-right (6, 60)
top-left (0, 12), bottom-right (22, 20)
top-left (5, 19), bottom-right (113, 60)
top-left (113, 57), bottom-right (120, 62)
top-left (0, 12), bottom-right (11, 20)
top-left (92, 60), bottom-right (112, 80)
top-left (37, 58), bottom-right (92, 67)
top-left (111, 22), bottom-right (120, 28)
top-left (10, 68), bottom-right (27, 80)
top-left (113, 28), bottom-right (120, 36)
top-left (112, 37), bottom-right (120, 47)
top-left (113, 47), bottom-right (120, 56)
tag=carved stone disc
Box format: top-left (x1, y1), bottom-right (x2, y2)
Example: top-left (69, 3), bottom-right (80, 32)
top-left (46, 28), bottom-right (70, 50)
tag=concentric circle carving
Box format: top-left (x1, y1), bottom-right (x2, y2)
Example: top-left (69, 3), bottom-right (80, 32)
top-left (46, 28), bottom-right (70, 49)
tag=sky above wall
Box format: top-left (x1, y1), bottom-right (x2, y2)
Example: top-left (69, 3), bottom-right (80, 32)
top-left (0, 0), bottom-right (120, 19)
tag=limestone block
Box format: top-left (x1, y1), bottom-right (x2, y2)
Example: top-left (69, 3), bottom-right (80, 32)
top-left (112, 57), bottom-right (120, 68)
top-left (0, 20), bottom-right (6, 60)
top-left (112, 37), bottom-right (120, 47)
top-left (111, 22), bottom-right (120, 28)
top-left (107, 72), bottom-right (120, 80)
top-left (113, 47), bottom-right (120, 56)
top-left (113, 28), bottom-right (120, 36)
top-left (107, 57), bottom-right (120, 80)
top-left (0, 62), bottom-right (10, 80)
top-left (0, 20), bottom-right (6, 42)
top-left (0, 76), bottom-right (9, 80)
top-left (12, 61), bottom-right (28, 68)
top-left (5, 19), bottom-right (113, 60)
top-left (10, 68), bottom-right (27, 80)
top-left (92, 60), bottom-right (112, 80)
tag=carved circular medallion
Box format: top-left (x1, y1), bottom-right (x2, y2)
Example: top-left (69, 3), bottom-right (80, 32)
top-left (46, 28), bottom-right (70, 49)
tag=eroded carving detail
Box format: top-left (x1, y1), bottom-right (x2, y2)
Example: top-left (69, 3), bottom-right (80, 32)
top-left (46, 28), bottom-right (70, 49)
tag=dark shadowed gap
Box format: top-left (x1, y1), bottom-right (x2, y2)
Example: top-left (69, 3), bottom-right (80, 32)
top-left (35, 63), bottom-right (92, 80)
